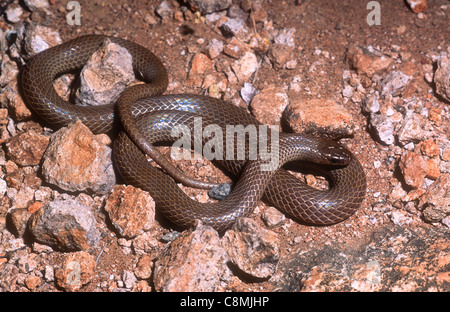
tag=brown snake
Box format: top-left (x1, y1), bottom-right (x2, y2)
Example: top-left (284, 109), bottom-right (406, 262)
top-left (21, 34), bottom-right (366, 231)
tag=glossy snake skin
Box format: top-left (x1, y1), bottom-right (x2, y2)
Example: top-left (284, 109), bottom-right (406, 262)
top-left (21, 35), bottom-right (366, 231)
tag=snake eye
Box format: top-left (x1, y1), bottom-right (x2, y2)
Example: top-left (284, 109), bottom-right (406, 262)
top-left (320, 142), bottom-right (352, 165)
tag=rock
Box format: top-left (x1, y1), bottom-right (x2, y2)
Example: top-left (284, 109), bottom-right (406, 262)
top-left (54, 251), bottom-right (96, 291)
top-left (274, 225), bottom-right (449, 291)
top-left (41, 121), bottom-right (116, 194)
top-left (189, 53), bottom-right (213, 75)
top-left (420, 139), bottom-right (440, 157)
top-left (7, 186), bottom-right (36, 209)
top-left (7, 208), bottom-right (32, 237)
top-left (2, 82), bottom-right (32, 122)
top-left (23, 0), bottom-right (50, 11)
top-left (397, 111), bottom-right (434, 146)
top-left (218, 17), bottom-right (248, 39)
top-left (250, 86), bottom-right (289, 125)
top-left (428, 107), bottom-right (442, 126)
top-left (122, 270), bottom-right (138, 289)
top-left (104, 185), bottom-right (156, 238)
top-left (28, 196), bottom-right (101, 251)
top-left (0, 264), bottom-right (19, 291)
top-left (284, 98), bottom-right (355, 138)
top-left (342, 84), bottom-right (354, 98)
top-left (132, 231), bottom-right (161, 255)
top-left (0, 110), bottom-right (10, 143)
top-left (406, 0), bottom-right (427, 13)
top-left (379, 71), bottom-right (411, 97)
top-left (185, 0), bottom-right (232, 14)
top-left (269, 43), bottom-right (296, 70)
top-left (388, 210), bottom-right (412, 226)
top-left (134, 254), bottom-right (153, 280)
top-left (206, 38), bottom-right (224, 59)
top-left (0, 178), bottom-right (7, 197)
top-left (0, 53), bottom-right (19, 87)
top-left (418, 174), bottom-right (450, 223)
top-left (5, 6), bottom-right (23, 23)
top-left (240, 82), bottom-right (258, 106)
top-left (187, 53), bottom-right (214, 87)
top-left (24, 275), bottom-right (42, 291)
top-left (347, 46), bottom-right (394, 78)
top-left (5, 130), bottom-right (49, 166)
top-left (369, 113), bottom-right (395, 145)
top-left (350, 261), bottom-right (382, 291)
top-left (77, 38), bottom-right (134, 106)
top-left (153, 222), bottom-right (231, 291)
top-left (222, 218), bottom-right (280, 279)
top-left (143, 13), bottom-right (158, 25)
top-left (18, 23), bottom-right (62, 58)
top-left (268, 28), bottom-right (296, 70)
top-left (223, 38), bottom-right (247, 59)
top-left (261, 206), bottom-right (285, 228)
top-left (231, 51), bottom-right (258, 82)
top-left (248, 0), bottom-right (268, 23)
top-left (399, 151), bottom-right (433, 189)
top-left (434, 54), bottom-right (450, 102)
top-left (273, 28), bottom-right (296, 48)
top-left (155, 0), bottom-right (174, 21)
top-left (227, 3), bottom-right (246, 19)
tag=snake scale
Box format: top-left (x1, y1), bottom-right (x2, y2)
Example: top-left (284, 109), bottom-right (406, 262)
top-left (21, 34), bottom-right (366, 231)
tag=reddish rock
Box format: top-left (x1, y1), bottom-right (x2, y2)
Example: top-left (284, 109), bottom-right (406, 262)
top-left (347, 46), bottom-right (394, 78)
top-left (28, 197), bottom-right (101, 251)
top-left (250, 86), bottom-right (289, 125)
top-left (442, 149), bottom-right (450, 162)
top-left (419, 174), bottom-right (450, 223)
top-left (269, 43), bottom-right (295, 70)
top-left (206, 38), bottom-right (224, 59)
top-left (284, 98), bottom-right (355, 138)
top-left (428, 107), bottom-right (442, 126)
top-left (261, 206), bottom-right (285, 228)
top-left (231, 51), bottom-right (258, 82)
top-left (399, 151), bottom-right (428, 189)
top-left (77, 38), bottom-right (134, 106)
top-left (222, 218), bottom-right (280, 279)
top-left (19, 23), bottom-right (62, 57)
top-left (406, 0), bottom-right (427, 13)
top-left (27, 201), bottom-right (44, 214)
top-left (420, 139), bottom-right (440, 157)
top-left (134, 254), bottom-right (154, 280)
top-left (5, 130), bottom-right (49, 166)
top-left (24, 275), bottom-right (41, 291)
top-left (397, 112), bottom-right (434, 146)
top-left (223, 37), bottom-right (247, 59)
top-left (3, 84), bottom-right (32, 121)
top-left (41, 120), bottom-right (116, 194)
top-left (190, 53), bottom-right (213, 75)
top-left (434, 55), bottom-right (450, 102)
top-left (153, 222), bottom-right (231, 291)
top-left (104, 185), bottom-right (156, 238)
top-left (426, 158), bottom-right (441, 180)
top-left (187, 53), bottom-right (214, 88)
top-left (7, 208), bottom-right (32, 237)
top-left (54, 251), bottom-right (96, 292)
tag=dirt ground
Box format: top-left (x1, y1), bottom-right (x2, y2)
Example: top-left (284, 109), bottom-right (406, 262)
top-left (0, 0), bottom-right (449, 292)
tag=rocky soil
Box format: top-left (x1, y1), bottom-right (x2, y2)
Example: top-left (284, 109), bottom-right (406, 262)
top-left (0, 0), bottom-right (449, 292)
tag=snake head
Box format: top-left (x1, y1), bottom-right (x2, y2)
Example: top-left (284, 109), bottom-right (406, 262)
top-left (318, 140), bottom-right (353, 166)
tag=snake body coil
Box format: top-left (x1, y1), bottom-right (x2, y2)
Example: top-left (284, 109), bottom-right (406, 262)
top-left (21, 35), bottom-right (366, 231)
